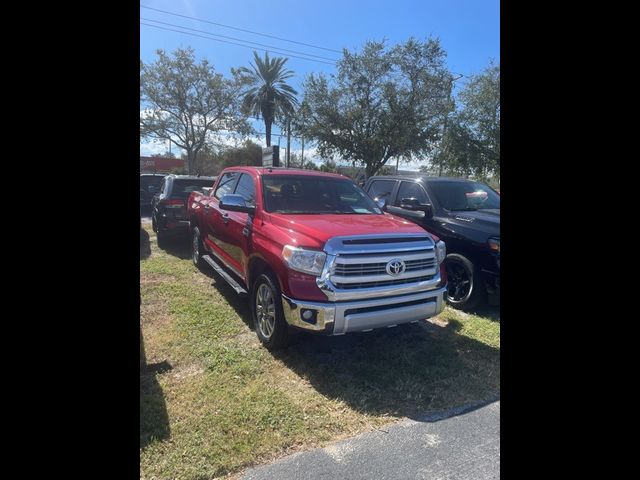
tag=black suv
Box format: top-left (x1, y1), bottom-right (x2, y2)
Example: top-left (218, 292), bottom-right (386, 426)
top-left (151, 175), bottom-right (216, 246)
top-left (364, 175), bottom-right (500, 310)
top-left (140, 173), bottom-right (166, 209)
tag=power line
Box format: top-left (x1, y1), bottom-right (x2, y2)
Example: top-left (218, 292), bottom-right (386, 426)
top-left (142, 127), bottom-right (303, 140)
top-left (140, 4), bottom-right (342, 54)
top-left (140, 17), bottom-right (338, 63)
top-left (140, 22), bottom-right (336, 66)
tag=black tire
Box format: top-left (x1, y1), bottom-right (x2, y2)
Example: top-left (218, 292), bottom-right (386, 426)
top-left (156, 227), bottom-right (167, 249)
top-left (444, 253), bottom-right (485, 311)
top-left (251, 272), bottom-right (289, 350)
top-left (191, 226), bottom-right (205, 268)
top-left (151, 214), bottom-right (157, 233)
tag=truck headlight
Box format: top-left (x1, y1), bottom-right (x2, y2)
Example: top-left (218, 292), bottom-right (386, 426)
top-left (436, 240), bottom-right (446, 265)
top-left (282, 245), bottom-right (327, 276)
top-left (488, 237), bottom-right (500, 253)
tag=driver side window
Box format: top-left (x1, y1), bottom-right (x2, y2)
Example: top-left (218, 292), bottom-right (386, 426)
top-left (214, 172), bottom-right (239, 200)
top-left (395, 181), bottom-right (429, 206)
top-left (233, 173), bottom-right (256, 207)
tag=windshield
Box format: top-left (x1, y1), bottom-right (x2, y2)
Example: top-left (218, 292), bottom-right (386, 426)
top-left (262, 175), bottom-right (382, 214)
top-left (429, 181), bottom-right (500, 211)
top-left (172, 179), bottom-right (215, 198)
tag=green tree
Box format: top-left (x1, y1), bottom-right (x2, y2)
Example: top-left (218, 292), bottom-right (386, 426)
top-left (319, 159), bottom-right (338, 173)
top-left (299, 39), bottom-right (453, 178)
top-left (303, 160), bottom-right (319, 170)
top-left (194, 140), bottom-right (263, 176)
top-left (235, 52), bottom-right (299, 147)
top-left (437, 62), bottom-right (500, 179)
top-left (140, 48), bottom-right (249, 174)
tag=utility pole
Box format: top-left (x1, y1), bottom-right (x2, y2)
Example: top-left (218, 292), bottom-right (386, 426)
top-left (286, 118), bottom-right (291, 168)
top-left (301, 137), bottom-right (305, 168)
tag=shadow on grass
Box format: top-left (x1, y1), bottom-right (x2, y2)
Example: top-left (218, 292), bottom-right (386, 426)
top-left (273, 320), bottom-right (500, 420)
top-left (140, 325), bottom-right (172, 449)
top-left (158, 235), bottom-right (192, 260)
top-left (198, 263), bottom-right (255, 333)
top-left (464, 304), bottom-right (500, 322)
top-left (157, 237), bottom-right (255, 331)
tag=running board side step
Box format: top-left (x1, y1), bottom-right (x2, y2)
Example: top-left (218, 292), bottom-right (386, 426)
top-left (202, 255), bottom-right (248, 294)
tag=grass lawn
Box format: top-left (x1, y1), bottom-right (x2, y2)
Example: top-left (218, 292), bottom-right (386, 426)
top-left (140, 223), bottom-right (500, 479)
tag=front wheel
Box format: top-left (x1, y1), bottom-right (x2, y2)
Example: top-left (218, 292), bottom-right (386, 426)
top-left (444, 253), bottom-right (485, 311)
top-left (191, 226), bottom-right (205, 268)
top-left (251, 273), bottom-right (289, 350)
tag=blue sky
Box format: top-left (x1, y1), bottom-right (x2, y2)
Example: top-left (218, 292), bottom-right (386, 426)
top-left (140, 0), bottom-right (499, 167)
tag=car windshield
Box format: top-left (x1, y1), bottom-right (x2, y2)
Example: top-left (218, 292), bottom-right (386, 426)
top-left (428, 181), bottom-right (500, 211)
top-left (262, 175), bottom-right (382, 214)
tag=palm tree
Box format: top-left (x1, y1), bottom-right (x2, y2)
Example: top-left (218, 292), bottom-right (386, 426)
top-left (238, 51), bottom-right (299, 147)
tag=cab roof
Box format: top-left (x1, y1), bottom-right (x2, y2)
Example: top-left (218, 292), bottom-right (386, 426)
top-left (224, 166), bottom-right (349, 180)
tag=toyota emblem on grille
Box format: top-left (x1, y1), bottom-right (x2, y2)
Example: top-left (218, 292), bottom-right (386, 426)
top-left (385, 259), bottom-right (406, 276)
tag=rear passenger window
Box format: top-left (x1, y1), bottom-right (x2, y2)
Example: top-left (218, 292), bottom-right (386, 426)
top-left (234, 174), bottom-right (256, 206)
top-left (367, 180), bottom-right (396, 200)
top-left (214, 172), bottom-right (239, 200)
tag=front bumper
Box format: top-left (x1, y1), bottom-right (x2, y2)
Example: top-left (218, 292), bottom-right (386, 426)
top-left (281, 286), bottom-right (447, 335)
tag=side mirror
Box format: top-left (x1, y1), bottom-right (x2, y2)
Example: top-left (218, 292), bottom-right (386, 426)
top-left (400, 198), bottom-right (433, 218)
top-left (375, 197), bottom-right (388, 211)
top-left (202, 187), bottom-right (213, 196)
top-left (220, 194), bottom-right (255, 215)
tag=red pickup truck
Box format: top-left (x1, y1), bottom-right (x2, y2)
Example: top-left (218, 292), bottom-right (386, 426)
top-left (187, 167), bottom-right (447, 349)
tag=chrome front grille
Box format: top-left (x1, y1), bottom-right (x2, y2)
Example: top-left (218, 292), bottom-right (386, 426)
top-left (326, 234), bottom-right (438, 291)
top-left (333, 258), bottom-right (436, 277)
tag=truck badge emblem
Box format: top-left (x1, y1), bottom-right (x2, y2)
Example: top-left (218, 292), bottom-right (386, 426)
top-left (386, 259), bottom-right (406, 276)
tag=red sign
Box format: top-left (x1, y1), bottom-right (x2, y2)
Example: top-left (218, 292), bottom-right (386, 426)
top-left (140, 156), bottom-right (185, 172)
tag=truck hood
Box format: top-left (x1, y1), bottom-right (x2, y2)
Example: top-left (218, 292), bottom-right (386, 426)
top-left (268, 213), bottom-right (428, 247)
top-left (441, 208), bottom-right (500, 238)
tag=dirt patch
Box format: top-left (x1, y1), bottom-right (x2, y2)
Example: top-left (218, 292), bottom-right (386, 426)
top-left (140, 272), bottom-right (176, 285)
top-left (171, 362), bottom-right (205, 381)
top-left (428, 316), bottom-right (449, 328)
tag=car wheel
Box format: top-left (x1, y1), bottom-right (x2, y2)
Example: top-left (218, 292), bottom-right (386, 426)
top-left (191, 227), bottom-right (205, 268)
top-left (156, 227), bottom-right (167, 249)
top-left (251, 272), bottom-right (289, 350)
top-left (444, 253), bottom-right (485, 311)
top-left (151, 215), bottom-right (157, 233)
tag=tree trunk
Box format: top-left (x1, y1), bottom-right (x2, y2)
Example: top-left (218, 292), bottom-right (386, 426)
top-left (366, 163), bottom-right (376, 179)
top-left (187, 150), bottom-right (195, 175)
top-left (265, 120), bottom-right (272, 147)
top-left (286, 118), bottom-right (291, 168)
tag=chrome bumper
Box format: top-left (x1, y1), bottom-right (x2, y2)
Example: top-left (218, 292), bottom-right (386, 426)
top-left (281, 286), bottom-right (446, 335)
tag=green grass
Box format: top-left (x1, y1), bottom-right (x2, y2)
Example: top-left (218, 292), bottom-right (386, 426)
top-left (140, 223), bottom-right (500, 479)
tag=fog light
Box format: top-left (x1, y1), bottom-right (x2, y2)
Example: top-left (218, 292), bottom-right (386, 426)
top-left (300, 309), bottom-right (317, 324)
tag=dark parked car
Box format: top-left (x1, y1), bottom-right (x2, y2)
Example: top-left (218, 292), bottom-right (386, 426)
top-left (140, 173), bottom-right (166, 208)
top-left (364, 175), bottom-right (499, 310)
top-left (151, 174), bottom-right (216, 245)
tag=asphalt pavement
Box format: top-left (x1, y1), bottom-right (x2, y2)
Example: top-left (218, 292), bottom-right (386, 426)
top-left (241, 400), bottom-right (500, 480)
